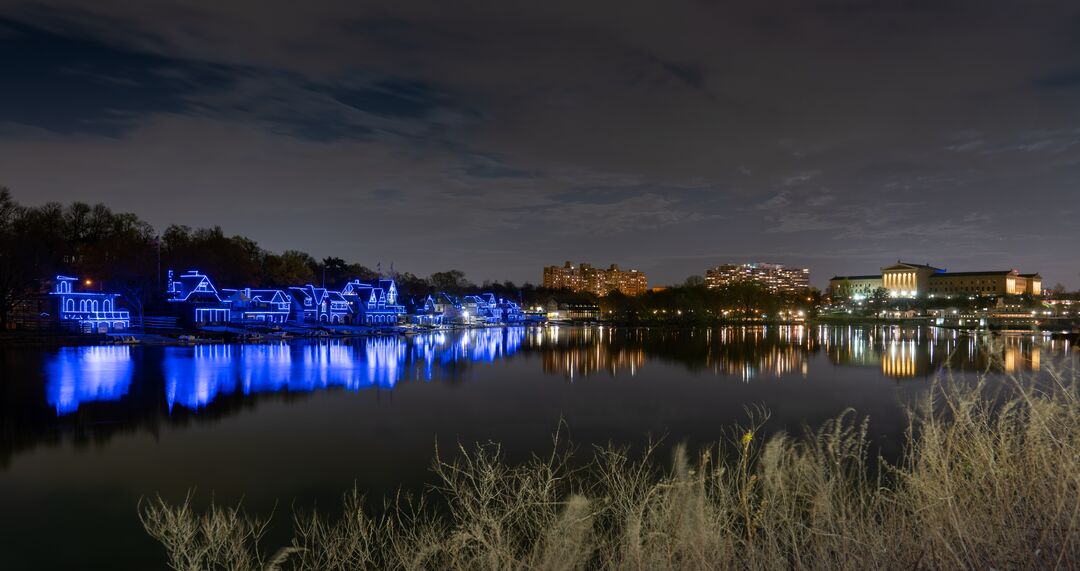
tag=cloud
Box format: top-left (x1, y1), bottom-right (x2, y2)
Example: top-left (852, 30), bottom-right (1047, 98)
top-left (756, 192), bottom-right (792, 210)
top-left (1033, 70), bottom-right (1080, 90)
top-left (1, 1), bottom-right (1079, 287)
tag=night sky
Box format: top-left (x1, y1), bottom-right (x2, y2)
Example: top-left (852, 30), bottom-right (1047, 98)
top-left (1, 1), bottom-right (1078, 288)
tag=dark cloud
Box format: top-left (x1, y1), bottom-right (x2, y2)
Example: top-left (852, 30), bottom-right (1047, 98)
top-left (0, 17), bottom-right (234, 135)
top-left (0, 1), bottom-right (1078, 287)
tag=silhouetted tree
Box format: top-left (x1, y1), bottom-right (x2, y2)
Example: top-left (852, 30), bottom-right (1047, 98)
top-left (429, 270), bottom-right (471, 292)
top-left (263, 250), bottom-right (317, 286)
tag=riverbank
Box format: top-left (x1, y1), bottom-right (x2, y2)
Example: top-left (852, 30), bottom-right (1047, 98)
top-left (141, 355), bottom-right (1079, 570)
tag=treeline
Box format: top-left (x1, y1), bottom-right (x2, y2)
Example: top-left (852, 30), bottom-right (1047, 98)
top-left (600, 281), bottom-right (825, 323)
top-left (0, 189), bottom-right (580, 326)
top-left (0, 189), bottom-right (827, 328)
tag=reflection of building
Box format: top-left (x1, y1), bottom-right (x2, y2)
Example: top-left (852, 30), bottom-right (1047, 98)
top-left (705, 263), bottom-right (810, 293)
top-left (156, 328), bottom-right (528, 410)
top-left (534, 327), bottom-right (646, 378)
top-left (542, 343), bottom-right (646, 378)
top-left (830, 261), bottom-right (1042, 299)
top-left (46, 346), bottom-right (133, 413)
top-left (543, 261), bottom-right (647, 296)
top-left (49, 275), bottom-right (130, 333)
top-left (881, 339), bottom-right (929, 378)
top-left (704, 326), bottom-right (811, 380)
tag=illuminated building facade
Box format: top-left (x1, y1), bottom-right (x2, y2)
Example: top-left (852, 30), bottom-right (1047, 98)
top-left (459, 293), bottom-right (524, 325)
top-left (926, 271), bottom-right (1042, 298)
top-left (341, 279), bottom-right (405, 325)
top-left (166, 270), bottom-right (232, 324)
top-left (542, 261), bottom-right (648, 296)
top-left (544, 298), bottom-right (601, 321)
top-left (829, 261), bottom-right (1043, 299)
top-left (288, 285), bottom-right (351, 324)
top-left (163, 268), bottom-right (524, 328)
top-left (410, 292), bottom-right (524, 326)
top-left (220, 288), bottom-right (291, 323)
top-left (49, 275), bottom-right (130, 333)
top-left (704, 263), bottom-right (810, 293)
top-left (409, 294), bottom-right (444, 326)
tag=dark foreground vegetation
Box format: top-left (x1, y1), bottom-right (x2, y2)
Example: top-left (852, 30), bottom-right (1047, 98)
top-left (141, 350), bottom-right (1078, 570)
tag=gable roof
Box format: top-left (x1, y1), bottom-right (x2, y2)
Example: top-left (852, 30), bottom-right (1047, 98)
top-left (221, 288), bottom-right (288, 304)
top-left (935, 270), bottom-right (1015, 277)
top-left (169, 270), bottom-right (222, 302)
top-left (881, 261), bottom-right (945, 273)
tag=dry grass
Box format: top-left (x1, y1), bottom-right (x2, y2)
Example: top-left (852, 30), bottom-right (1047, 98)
top-left (141, 347), bottom-right (1079, 570)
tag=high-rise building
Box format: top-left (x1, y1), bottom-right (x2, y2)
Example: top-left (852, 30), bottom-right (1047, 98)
top-left (543, 261), bottom-right (648, 296)
top-left (705, 263), bottom-right (810, 293)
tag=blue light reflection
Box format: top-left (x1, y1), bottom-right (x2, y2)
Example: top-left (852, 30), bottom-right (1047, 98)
top-left (45, 346), bottom-right (134, 414)
top-left (157, 328), bottom-right (525, 411)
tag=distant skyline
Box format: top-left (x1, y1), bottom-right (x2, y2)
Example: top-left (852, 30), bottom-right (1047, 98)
top-left (1, 2), bottom-right (1078, 288)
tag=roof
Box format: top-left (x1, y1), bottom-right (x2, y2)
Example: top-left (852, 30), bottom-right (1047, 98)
top-left (169, 271), bottom-right (222, 302)
top-left (221, 288), bottom-right (287, 303)
top-left (829, 275), bottom-right (882, 281)
top-left (1019, 273), bottom-right (1041, 278)
top-left (882, 262), bottom-right (945, 272)
top-left (935, 270), bottom-right (1014, 277)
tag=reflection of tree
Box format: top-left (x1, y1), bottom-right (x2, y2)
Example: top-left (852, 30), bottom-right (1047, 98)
top-left (530, 326), bottom-right (817, 380)
top-left (531, 326), bottom-right (1056, 382)
top-left (1, 326), bottom-right (1059, 470)
top-left (0, 329), bottom-right (529, 469)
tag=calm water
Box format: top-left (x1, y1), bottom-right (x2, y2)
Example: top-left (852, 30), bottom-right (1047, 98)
top-left (0, 325), bottom-right (1073, 570)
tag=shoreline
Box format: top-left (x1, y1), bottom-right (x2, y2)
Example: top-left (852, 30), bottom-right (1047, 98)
top-left (3, 319), bottom-right (1075, 348)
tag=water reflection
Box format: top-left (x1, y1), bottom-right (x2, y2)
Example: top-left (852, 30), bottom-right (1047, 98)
top-left (162, 328), bottom-right (526, 411)
top-left (37, 325), bottom-right (1071, 416)
top-left (821, 326), bottom-right (1053, 379)
top-left (45, 346), bottom-right (134, 414)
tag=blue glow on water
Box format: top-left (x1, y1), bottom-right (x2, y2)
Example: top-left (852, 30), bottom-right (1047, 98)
top-left (45, 346), bottom-right (134, 414)
top-left (151, 328), bottom-right (527, 412)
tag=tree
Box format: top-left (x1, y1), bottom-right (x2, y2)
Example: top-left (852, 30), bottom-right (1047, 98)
top-left (0, 191), bottom-right (68, 328)
top-left (319, 257), bottom-right (350, 288)
top-left (348, 263), bottom-right (379, 282)
top-left (162, 225), bottom-right (264, 288)
top-left (0, 188), bottom-right (33, 328)
top-left (429, 270), bottom-right (471, 292)
top-left (391, 272), bottom-right (430, 298)
top-left (262, 250), bottom-right (316, 286)
top-left (683, 275), bottom-right (706, 288)
top-left (73, 205), bottom-right (158, 326)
